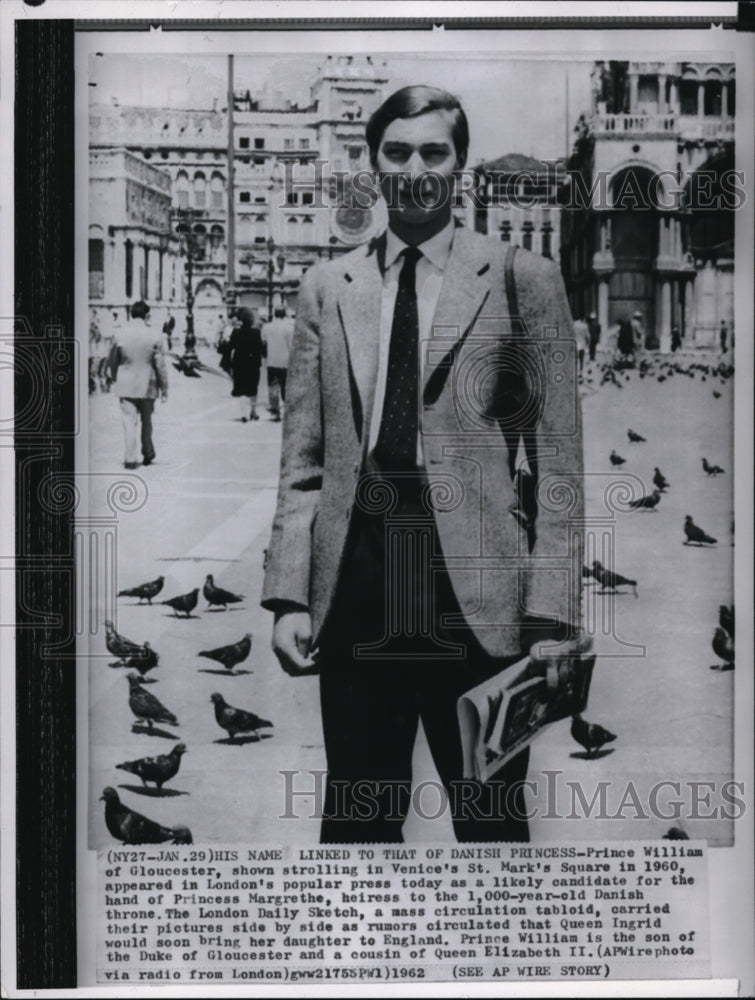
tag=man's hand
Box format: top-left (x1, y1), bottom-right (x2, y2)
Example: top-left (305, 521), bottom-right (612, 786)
top-left (272, 605), bottom-right (319, 676)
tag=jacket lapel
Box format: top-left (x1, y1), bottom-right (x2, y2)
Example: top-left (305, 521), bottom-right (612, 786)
top-left (337, 237), bottom-right (384, 426)
top-left (422, 226), bottom-right (493, 392)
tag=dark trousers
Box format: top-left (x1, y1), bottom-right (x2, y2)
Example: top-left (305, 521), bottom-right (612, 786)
top-left (318, 477), bottom-right (531, 844)
top-left (119, 397), bottom-right (155, 465)
top-left (267, 366), bottom-right (287, 414)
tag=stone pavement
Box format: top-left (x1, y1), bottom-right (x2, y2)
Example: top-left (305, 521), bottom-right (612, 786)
top-left (87, 351), bottom-right (735, 847)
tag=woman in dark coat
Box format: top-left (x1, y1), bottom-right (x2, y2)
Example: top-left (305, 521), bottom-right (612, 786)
top-left (617, 316), bottom-right (635, 360)
top-left (229, 307), bottom-right (264, 421)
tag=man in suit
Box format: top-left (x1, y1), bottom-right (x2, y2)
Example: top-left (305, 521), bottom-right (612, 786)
top-left (107, 299), bottom-right (168, 469)
top-left (261, 306), bottom-right (295, 422)
top-left (262, 86), bottom-right (582, 843)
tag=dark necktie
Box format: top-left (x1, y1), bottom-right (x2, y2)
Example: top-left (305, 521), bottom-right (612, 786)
top-left (374, 245), bottom-right (422, 473)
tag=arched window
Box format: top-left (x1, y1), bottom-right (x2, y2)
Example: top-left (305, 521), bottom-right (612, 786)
top-left (209, 224), bottom-right (224, 261)
top-left (194, 171), bottom-right (206, 208)
top-left (210, 172), bottom-right (224, 209)
top-left (89, 238), bottom-right (104, 299)
top-left (300, 216), bottom-right (314, 244)
top-left (193, 224), bottom-right (207, 260)
top-left (176, 170), bottom-right (189, 209)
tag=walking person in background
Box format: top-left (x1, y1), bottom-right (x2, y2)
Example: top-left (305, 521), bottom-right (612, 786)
top-left (229, 306), bottom-right (264, 422)
top-left (162, 311), bottom-right (175, 352)
top-left (89, 308), bottom-right (103, 394)
top-left (671, 325), bottom-right (682, 353)
top-left (617, 314), bottom-right (635, 363)
top-left (573, 315), bottom-right (589, 376)
top-left (261, 307), bottom-right (295, 422)
top-left (719, 319), bottom-right (728, 353)
top-left (106, 299), bottom-right (168, 469)
top-left (587, 311), bottom-right (601, 361)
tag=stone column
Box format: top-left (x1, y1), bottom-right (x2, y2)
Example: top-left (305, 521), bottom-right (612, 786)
top-left (658, 73), bottom-right (667, 112)
top-left (659, 280), bottom-right (672, 352)
top-left (598, 277), bottom-right (610, 336)
top-left (697, 80), bottom-right (705, 118)
top-left (629, 71), bottom-right (638, 112)
top-left (684, 277), bottom-right (695, 341)
top-left (670, 78), bottom-right (679, 114)
top-left (721, 82), bottom-right (728, 119)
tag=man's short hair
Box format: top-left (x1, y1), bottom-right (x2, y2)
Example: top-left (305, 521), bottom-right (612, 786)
top-left (130, 300), bottom-right (150, 319)
top-left (365, 85), bottom-right (469, 169)
top-left (274, 306), bottom-right (286, 319)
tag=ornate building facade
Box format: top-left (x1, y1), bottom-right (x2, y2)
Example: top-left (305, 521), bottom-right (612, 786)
top-left (560, 60), bottom-right (735, 349)
top-left (472, 153), bottom-right (565, 260)
top-left (89, 56), bottom-right (389, 337)
top-left (88, 148), bottom-right (183, 330)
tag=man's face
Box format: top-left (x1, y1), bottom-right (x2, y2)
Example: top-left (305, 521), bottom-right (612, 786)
top-left (375, 109), bottom-right (461, 227)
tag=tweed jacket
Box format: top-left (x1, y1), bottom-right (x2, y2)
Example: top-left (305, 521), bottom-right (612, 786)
top-left (107, 319), bottom-right (168, 400)
top-left (261, 225), bottom-right (583, 658)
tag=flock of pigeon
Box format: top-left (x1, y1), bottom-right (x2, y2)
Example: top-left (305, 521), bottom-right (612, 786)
top-left (100, 573), bottom-right (272, 844)
top-left (571, 354), bottom-right (735, 785)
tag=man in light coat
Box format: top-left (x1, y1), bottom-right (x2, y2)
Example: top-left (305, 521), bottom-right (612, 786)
top-left (262, 86), bottom-right (582, 843)
top-left (261, 306), bottom-right (295, 421)
top-left (107, 299), bottom-right (168, 469)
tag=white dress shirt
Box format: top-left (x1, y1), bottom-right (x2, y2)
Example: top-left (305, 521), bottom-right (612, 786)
top-left (367, 220), bottom-right (456, 463)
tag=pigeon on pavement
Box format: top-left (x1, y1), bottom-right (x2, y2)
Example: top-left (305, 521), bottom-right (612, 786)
top-left (628, 489), bottom-right (661, 511)
top-left (126, 640), bottom-right (159, 677)
top-left (105, 619), bottom-right (144, 662)
top-left (711, 627), bottom-right (734, 669)
top-left (198, 633), bottom-right (253, 673)
top-left (627, 428), bottom-right (646, 443)
top-left (702, 457), bottom-right (725, 476)
top-left (683, 516), bottom-right (717, 546)
top-left (653, 467), bottom-right (670, 492)
top-left (116, 743), bottom-right (187, 789)
top-left (210, 692), bottom-right (272, 741)
top-left (117, 576), bottom-right (165, 605)
top-left (610, 450), bottom-right (626, 466)
top-left (127, 672), bottom-right (179, 728)
top-left (662, 827), bottom-right (689, 840)
top-left (203, 574), bottom-right (244, 610)
top-left (719, 604), bottom-right (734, 639)
top-left (101, 787), bottom-right (192, 844)
top-left (571, 715), bottom-right (617, 756)
top-left (592, 560), bottom-right (638, 597)
top-left (162, 588), bottom-right (199, 618)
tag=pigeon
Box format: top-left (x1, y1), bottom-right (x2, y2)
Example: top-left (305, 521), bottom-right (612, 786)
top-left (262, 547), bottom-right (270, 570)
top-left (653, 467), bottom-right (670, 492)
top-left (711, 627), bottom-right (734, 669)
top-left (105, 619), bottom-right (144, 662)
top-left (591, 560), bottom-right (638, 598)
top-left (628, 489), bottom-right (661, 511)
top-left (161, 587), bottom-right (199, 618)
top-left (683, 516), bottom-right (717, 546)
top-left (712, 390), bottom-right (721, 399)
top-left (609, 450), bottom-right (626, 466)
top-left (203, 574), bottom-right (244, 610)
top-left (571, 714), bottom-right (617, 756)
top-left (126, 640), bottom-right (159, 677)
top-left (116, 743), bottom-right (187, 789)
top-left (127, 672), bottom-right (178, 728)
top-left (198, 633), bottom-right (252, 673)
top-left (100, 787), bottom-right (192, 844)
top-left (210, 692), bottom-right (272, 741)
top-left (701, 457), bottom-right (725, 476)
top-left (719, 604), bottom-right (734, 639)
top-left (627, 428), bottom-right (646, 443)
top-left (662, 827), bottom-right (689, 840)
top-left (117, 575), bottom-right (165, 605)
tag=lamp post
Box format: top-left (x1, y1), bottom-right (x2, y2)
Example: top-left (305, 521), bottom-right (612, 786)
top-left (175, 207), bottom-right (200, 349)
top-left (266, 236), bottom-right (275, 321)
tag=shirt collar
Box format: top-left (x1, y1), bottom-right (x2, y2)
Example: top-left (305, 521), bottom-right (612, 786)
top-left (384, 219), bottom-right (456, 273)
